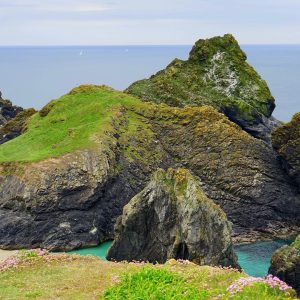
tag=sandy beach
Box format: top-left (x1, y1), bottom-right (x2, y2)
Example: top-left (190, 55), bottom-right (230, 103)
top-left (0, 249), bottom-right (17, 261)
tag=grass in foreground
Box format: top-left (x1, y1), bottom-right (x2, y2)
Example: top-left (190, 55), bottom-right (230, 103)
top-left (0, 251), bottom-right (297, 300)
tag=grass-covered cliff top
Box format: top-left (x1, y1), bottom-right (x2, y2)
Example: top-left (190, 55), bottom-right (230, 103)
top-left (126, 34), bottom-right (275, 126)
top-left (0, 251), bottom-right (297, 299)
top-left (0, 84), bottom-right (252, 165)
top-left (0, 85), bottom-right (140, 163)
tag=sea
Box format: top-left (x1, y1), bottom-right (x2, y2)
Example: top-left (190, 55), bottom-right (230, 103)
top-left (1, 45), bottom-right (299, 276)
top-left (0, 45), bottom-right (300, 122)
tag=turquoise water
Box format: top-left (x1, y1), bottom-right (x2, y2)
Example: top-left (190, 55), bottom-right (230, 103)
top-left (70, 239), bottom-right (292, 277)
top-left (68, 241), bottom-right (113, 260)
top-left (235, 239), bottom-right (293, 277)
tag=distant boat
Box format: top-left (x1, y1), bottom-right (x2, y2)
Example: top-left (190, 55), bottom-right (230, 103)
top-left (79, 50), bottom-right (83, 56)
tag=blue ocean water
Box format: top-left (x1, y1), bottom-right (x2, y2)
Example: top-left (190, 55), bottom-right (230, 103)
top-left (0, 45), bottom-right (300, 121)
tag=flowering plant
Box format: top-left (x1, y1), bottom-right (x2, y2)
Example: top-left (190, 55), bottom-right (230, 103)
top-left (226, 274), bottom-right (295, 298)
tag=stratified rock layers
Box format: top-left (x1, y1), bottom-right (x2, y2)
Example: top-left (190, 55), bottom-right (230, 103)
top-left (107, 168), bottom-right (239, 268)
top-left (0, 87), bottom-right (299, 250)
top-left (272, 113), bottom-right (300, 186)
top-left (269, 234), bottom-right (300, 296)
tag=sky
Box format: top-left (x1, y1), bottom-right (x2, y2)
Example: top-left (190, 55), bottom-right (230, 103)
top-left (0, 0), bottom-right (300, 45)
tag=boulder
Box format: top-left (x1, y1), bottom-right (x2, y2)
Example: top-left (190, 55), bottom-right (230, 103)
top-left (269, 234), bottom-right (300, 296)
top-left (107, 168), bottom-right (239, 268)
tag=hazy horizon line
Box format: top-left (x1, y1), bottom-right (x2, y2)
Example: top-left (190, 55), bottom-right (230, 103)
top-left (1, 43), bottom-right (300, 47)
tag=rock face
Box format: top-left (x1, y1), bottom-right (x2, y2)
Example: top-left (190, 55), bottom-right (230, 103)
top-left (269, 234), bottom-right (300, 296)
top-left (0, 108), bottom-right (36, 144)
top-left (126, 34), bottom-right (278, 141)
top-left (0, 91), bottom-right (23, 127)
top-left (272, 113), bottom-right (300, 186)
top-left (0, 86), bottom-right (299, 250)
top-left (107, 168), bottom-right (239, 268)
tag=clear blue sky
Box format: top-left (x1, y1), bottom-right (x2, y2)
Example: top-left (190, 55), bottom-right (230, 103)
top-left (0, 0), bottom-right (300, 45)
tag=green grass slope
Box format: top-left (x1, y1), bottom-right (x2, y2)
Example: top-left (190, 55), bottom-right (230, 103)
top-left (0, 85), bottom-right (140, 163)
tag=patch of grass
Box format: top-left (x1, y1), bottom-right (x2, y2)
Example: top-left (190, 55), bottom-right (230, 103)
top-left (103, 267), bottom-right (205, 300)
top-left (0, 85), bottom-right (140, 163)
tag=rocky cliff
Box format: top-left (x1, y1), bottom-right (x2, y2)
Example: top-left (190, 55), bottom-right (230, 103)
top-left (0, 85), bottom-right (299, 250)
top-left (269, 234), bottom-right (300, 296)
top-left (0, 108), bottom-right (36, 144)
top-left (126, 34), bottom-right (278, 141)
top-left (272, 113), bottom-right (300, 186)
top-left (0, 91), bottom-right (23, 127)
top-left (107, 168), bottom-right (239, 268)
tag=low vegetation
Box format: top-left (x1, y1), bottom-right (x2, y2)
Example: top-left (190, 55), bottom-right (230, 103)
top-left (0, 251), bottom-right (297, 299)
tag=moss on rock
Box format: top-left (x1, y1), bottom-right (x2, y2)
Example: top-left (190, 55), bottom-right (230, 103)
top-left (272, 113), bottom-right (300, 185)
top-left (126, 34), bottom-right (275, 138)
top-left (0, 108), bottom-right (37, 144)
top-left (269, 234), bottom-right (300, 296)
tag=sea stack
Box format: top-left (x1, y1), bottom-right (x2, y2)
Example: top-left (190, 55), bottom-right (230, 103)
top-left (107, 168), bottom-right (239, 268)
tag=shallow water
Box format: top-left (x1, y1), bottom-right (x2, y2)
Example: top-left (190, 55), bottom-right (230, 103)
top-left (234, 238), bottom-right (293, 277)
top-left (70, 238), bottom-right (293, 277)
top-left (68, 241), bottom-right (113, 260)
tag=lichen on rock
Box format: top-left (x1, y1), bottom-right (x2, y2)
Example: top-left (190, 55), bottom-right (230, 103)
top-left (107, 168), bottom-right (239, 268)
top-left (272, 112), bottom-right (300, 186)
top-left (126, 34), bottom-right (277, 141)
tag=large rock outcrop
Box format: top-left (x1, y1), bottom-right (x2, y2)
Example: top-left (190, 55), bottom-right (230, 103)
top-left (269, 234), bottom-right (300, 296)
top-left (272, 113), bottom-right (300, 186)
top-left (0, 108), bottom-right (36, 144)
top-left (126, 34), bottom-right (278, 141)
top-left (0, 91), bottom-right (23, 127)
top-left (0, 86), bottom-right (299, 250)
top-left (107, 168), bottom-right (239, 268)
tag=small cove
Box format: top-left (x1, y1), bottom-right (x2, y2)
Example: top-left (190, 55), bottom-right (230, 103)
top-left (69, 238), bottom-right (294, 277)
